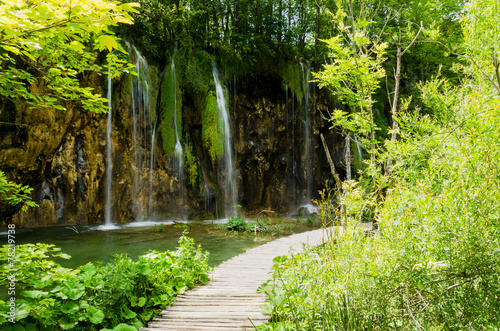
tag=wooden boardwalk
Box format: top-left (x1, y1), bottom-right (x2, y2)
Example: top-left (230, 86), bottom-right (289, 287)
top-left (141, 228), bottom-right (329, 331)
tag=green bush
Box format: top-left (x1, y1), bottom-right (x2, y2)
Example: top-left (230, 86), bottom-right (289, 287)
top-left (227, 214), bottom-right (247, 232)
top-left (0, 235), bottom-right (210, 330)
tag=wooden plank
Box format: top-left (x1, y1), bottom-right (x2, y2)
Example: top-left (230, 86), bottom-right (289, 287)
top-left (140, 228), bottom-right (328, 331)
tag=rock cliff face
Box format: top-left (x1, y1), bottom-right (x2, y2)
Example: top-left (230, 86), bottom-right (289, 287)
top-left (0, 62), bottom-right (348, 228)
top-left (231, 76), bottom-right (345, 214)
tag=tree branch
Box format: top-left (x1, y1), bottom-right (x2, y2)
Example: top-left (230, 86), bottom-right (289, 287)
top-left (401, 21), bottom-right (424, 56)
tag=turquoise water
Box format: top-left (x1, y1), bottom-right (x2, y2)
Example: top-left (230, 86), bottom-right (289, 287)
top-left (2, 219), bottom-right (313, 268)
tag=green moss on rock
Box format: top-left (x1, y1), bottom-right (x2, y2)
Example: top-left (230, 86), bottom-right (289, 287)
top-left (202, 91), bottom-right (224, 162)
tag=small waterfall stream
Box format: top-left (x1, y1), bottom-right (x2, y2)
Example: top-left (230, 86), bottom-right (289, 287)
top-left (149, 121), bottom-right (157, 215)
top-left (354, 134), bottom-right (364, 163)
top-left (353, 134), bottom-right (364, 172)
top-left (171, 54), bottom-right (184, 183)
top-left (212, 63), bottom-right (236, 215)
top-left (291, 90), bottom-right (296, 203)
top-left (130, 45), bottom-right (155, 219)
top-left (199, 158), bottom-right (212, 213)
top-left (301, 62), bottom-right (312, 203)
top-left (170, 52), bottom-right (185, 218)
top-left (104, 74), bottom-right (113, 226)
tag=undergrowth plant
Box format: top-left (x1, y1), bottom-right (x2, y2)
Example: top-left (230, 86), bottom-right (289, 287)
top-left (220, 212), bottom-right (297, 235)
top-left (0, 235), bottom-right (210, 330)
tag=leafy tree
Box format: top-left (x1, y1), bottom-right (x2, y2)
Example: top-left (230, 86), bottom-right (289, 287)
top-left (0, 0), bottom-right (139, 113)
top-left (313, 0), bottom-right (389, 165)
top-left (384, 21), bottom-right (424, 174)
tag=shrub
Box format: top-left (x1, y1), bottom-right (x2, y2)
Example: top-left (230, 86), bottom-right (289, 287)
top-left (227, 214), bottom-right (247, 232)
top-left (0, 235), bottom-right (211, 330)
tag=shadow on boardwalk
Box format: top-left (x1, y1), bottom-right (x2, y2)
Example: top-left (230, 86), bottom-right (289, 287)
top-left (141, 228), bottom-right (330, 331)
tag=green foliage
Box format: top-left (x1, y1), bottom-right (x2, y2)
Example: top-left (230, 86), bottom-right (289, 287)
top-left (172, 47), bottom-right (228, 164)
top-left (0, 0), bottom-right (139, 114)
top-left (461, 0), bottom-right (500, 94)
top-left (282, 64), bottom-right (304, 104)
top-left (226, 216), bottom-right (247, 232)
top-left (152, 224), bottom-right (167, 233)
top-left (0, 170), bottom-right (37, 212)
top-left (222, 209), bottom-right (296, 235)
top-left (296, 215), bottom-right (319, 227)
top-left (226, 206), bottom-right (247, 232)
top-left (0, 235), bottom-right (210, 330)
top-left (179, 47), bottom-right (213, 110)
top-left (314, 1), bottom-right (388, 161)
top-left (202, 92), bottom-right (225, 162)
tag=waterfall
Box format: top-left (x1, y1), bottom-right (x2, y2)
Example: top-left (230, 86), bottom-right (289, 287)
top-left (199, 158), bottom-right (212, 213)
top-left (291, 89), bottom-right (296, 202)
top-left (172, 54), bottom-right (183, 182)
top-left (170, 52), bottom-right (185, 218)
top-left (104, 74), bottom-right (112, 226)
top-left (285, 82), bottom-right (295, 210)
top-left (129, 45), bottom-right (155, 220)
top-left (353, 134), bottom-right (364, 172)
top-left (301, 62), bottom-right (312, 203)
top-left (149, 121), bottom-right (157, 214)
top-left (212, 63), bottom-right (236, 215)
top-left (285, 82), bottom-right (289, 131)
top-left (354, 134), bottom-right (364, 163)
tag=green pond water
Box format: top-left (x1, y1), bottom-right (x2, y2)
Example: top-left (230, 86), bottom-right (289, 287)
top-left (2, 219), bottom-right (316, 269)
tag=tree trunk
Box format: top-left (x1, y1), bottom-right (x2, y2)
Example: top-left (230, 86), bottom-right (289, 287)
top-left (385, 22), bottom-right (423, 175)
top-left (385, 43), bottom-right (402, 175)
top-left (320, 133), bottom-right (344, 223)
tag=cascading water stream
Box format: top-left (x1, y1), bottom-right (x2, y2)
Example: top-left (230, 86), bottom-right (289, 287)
top-left (301, 62), bottom-right (312, 203)
top-left (171, 53), bottom-right (183, 178)
top-left (285, 82), bottom-right (289, 131)
top-left (128, 45), bottom-right (155, 219)
top-left (149, 121), bottom-right (157, 214)
top-left (104, 74), bottom-right (113, 226)
top-left (198, 157), bottom-right (212, 213)
top-left (285, 81), bottom-right (296, 208)
top-left (171, 52), bottom-right (185, 218)
top-left (212, 63), bottom-right (236, 215)
top-left (291, 90), bottom-right (296, 201)
top-left (354, 134), bottom-right (364, 171)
